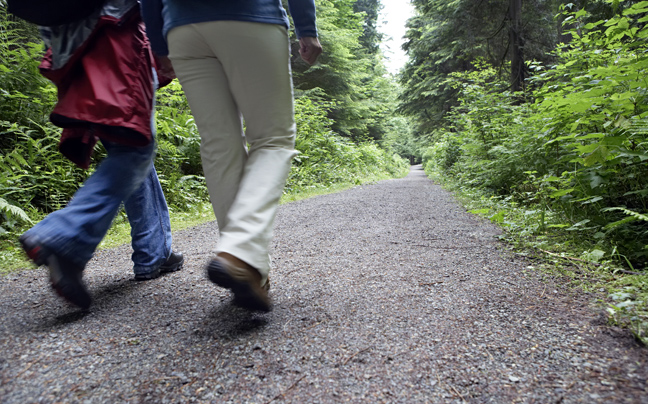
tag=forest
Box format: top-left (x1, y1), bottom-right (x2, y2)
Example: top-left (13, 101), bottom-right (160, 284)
top-left (1, 0), bottom-right (647, 340)
top-left (400, 0), bottom-right (648, 341)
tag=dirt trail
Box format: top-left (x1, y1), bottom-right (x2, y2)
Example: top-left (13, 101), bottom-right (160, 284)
top-left (1, 166), bottom-right (646, 403)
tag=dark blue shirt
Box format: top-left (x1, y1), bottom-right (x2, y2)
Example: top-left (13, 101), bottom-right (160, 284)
top-left (140, 0), bottom-right (318, 55)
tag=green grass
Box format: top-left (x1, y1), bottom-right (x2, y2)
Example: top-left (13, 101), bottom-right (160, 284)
top-left (281, 172), bottom-right (401, 204)
top-left (98, 203), bottom-right (217, 251)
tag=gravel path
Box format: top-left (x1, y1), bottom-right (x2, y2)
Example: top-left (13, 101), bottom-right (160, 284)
top-left (1, 166), bottom-right (646, 403)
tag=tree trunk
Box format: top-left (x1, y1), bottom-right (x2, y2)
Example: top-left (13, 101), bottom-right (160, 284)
top-left (509, 0), bottom-right (524, 92)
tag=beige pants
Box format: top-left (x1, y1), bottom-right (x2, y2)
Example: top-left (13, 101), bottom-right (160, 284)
top-left (168, 21), bottom-right (297, 280)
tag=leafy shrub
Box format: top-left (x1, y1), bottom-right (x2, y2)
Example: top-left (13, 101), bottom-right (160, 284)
top-left (288, 97), bottom-right (409, 192)
top-left (424, 2), bottom-right (648, 268)
top-left (151, 80), bottom-right (208, 210)
top-left (529, 2), bottom-right (648, 265)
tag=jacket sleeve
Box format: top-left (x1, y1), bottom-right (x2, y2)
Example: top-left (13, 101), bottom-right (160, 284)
top-left (139, 0), bottom-right (169, 55)
top-left (286, 0), bottom-right (318, 38)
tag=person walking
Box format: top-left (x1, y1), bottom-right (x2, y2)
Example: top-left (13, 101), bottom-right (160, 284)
top-left (140, 0), bottom-right (322, 311)
top-left (19, 0), bottom-right (183, 310)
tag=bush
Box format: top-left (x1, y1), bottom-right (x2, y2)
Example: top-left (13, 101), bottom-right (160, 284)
top-left (288, 97), bottom-right (409, 192)
top-left (423, 3), bottom-right (648, 268)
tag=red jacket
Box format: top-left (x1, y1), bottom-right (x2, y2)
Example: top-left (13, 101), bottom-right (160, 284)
top-left (40, 11), bottom-right (159, 168)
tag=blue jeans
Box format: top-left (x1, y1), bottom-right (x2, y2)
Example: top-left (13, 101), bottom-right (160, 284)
top-left (23, 138), bottom-right (171, 272)
top-left (127, 69), bottom-right (173, 274)
top-left (125, 163), bottom-right (173, 275)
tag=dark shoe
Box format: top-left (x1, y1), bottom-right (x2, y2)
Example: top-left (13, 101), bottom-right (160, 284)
top-left (206, 253), bottom-right (271, 312)
top-left (134, 251), bottom-right (184, 281)
top-left (20, 234), bottom-right (91, 310)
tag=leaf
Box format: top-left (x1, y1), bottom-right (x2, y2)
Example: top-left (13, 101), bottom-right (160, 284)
top-left (589, 173), bottom-right (604, 189)
top-left (603, 207), bottom-right (648, 222)
top-left (582, 249), bottom-right (605, 262)
top-left (0, 198), bottom-right (32, 224)
top-left (618, 151), bottom-right (648, 162)
top-left (550, 188), bottom-right (574, 198)
top-left (579, 133), bottom-right (605, 140)
top-left (567, 219), bottom-right (591, 231)
top-left (489, 211), bottom-right (505, 224)
top-left (468, 208), bottom-right (490, 215)
top-left (584, 146), bottom-right (610, 166)
top-left (624, 2), bottom-right (648, 15)
top-left (581, 196), bottom-right (604, 205)
top-left (604, 216), bottom-right (637, 230)
top-left (576, 143), bottom-right (599, 154)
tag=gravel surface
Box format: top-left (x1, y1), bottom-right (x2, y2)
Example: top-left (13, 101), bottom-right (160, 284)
top-left (1, 166), bottom-right (646, 403)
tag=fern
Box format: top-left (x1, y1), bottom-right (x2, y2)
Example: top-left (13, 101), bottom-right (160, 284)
top-left (0, 197), bottom-right (32, 224)
top-left (603, 207), bottom-right (648, 223)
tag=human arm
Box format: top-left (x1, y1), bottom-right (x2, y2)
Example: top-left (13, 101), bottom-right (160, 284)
top-left (155, 55), bottom-right (175, 80)
top-left (139, 0), bottom-right (169, 56)
top-left (286, 0), bottom-right (322, 65)
top-left (286, 0), bottom-right (318, 39)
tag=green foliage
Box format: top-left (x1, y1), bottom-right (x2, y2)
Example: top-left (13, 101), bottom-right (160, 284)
top-left (421, 2), bottom-right (648, 269)
top-left (528, 1), bottom-right (648, 265)
top-left (417, 2), bottom-right (648, 340)
top-left (1, 122), bottom-right (89, 212)
top-left (421, 63), bottom-right (548, 195)
top-left (607, 286), bottom-right (648, 345)
top-left (400, 0), bottom-right (560, 135)
top-left (380, 115), bottom-right (422, 164)
top-left (292, 0), bottom-right (399, 142)
top-left (154, 80), bottom-right (208, 210)
top-left (0, 9), bottom-right (53, 137)
top-left (288, 97), bottom-right (409, 191)
top-left (0, 196), bottom-right (32, 237)
top-left (418, 2), bottom-right (648, 340)
top-left (352, 0), bottom-right (382, 55)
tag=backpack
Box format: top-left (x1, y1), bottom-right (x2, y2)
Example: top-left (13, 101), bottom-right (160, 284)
top-left (6, 0), bottom-right (106, 26)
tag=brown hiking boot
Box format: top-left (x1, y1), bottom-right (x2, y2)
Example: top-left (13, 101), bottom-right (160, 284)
top-left (206, 253), bottom-right (271, 312)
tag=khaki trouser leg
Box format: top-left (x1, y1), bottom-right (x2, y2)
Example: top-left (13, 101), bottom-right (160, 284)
top-left (168, 21), bottom-right (296, 281)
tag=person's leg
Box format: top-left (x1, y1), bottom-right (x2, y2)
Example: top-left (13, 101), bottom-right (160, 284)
top-left (21, 139), bottom-right (156, 308)
top-left (168, 21), bottom-right (295, 312)
top-left (212, 23), bottom-right (296, 280)
top-left (167, 24), bottom-right (249, 249)
top-left (169, 21), bottom-right (296, 281)
top-left (124, 164), bottom-right (184, 279)
top-left (123, 67), bottom-right (183, 280)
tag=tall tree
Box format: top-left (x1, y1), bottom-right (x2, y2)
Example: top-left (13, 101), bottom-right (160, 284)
top-left (399, 0), bottom-right (561, 137)
top-left (509, 0), bottom-right (524, 91)
top-left (290, 0), bottom-right (396, 141)
top-left (353, 0), bottom-right (382, 55)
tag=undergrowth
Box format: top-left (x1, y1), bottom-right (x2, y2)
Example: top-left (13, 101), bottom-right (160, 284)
top-left (417, 3), bottom-right (648, 346)
top-left (426, 170), bottom-right (648, 346)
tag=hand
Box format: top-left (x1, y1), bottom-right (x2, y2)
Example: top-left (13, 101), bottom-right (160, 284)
top-left (299, 37), bottom-right (322, 65)
top-left (155, 55), bottom-right (176, 80)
